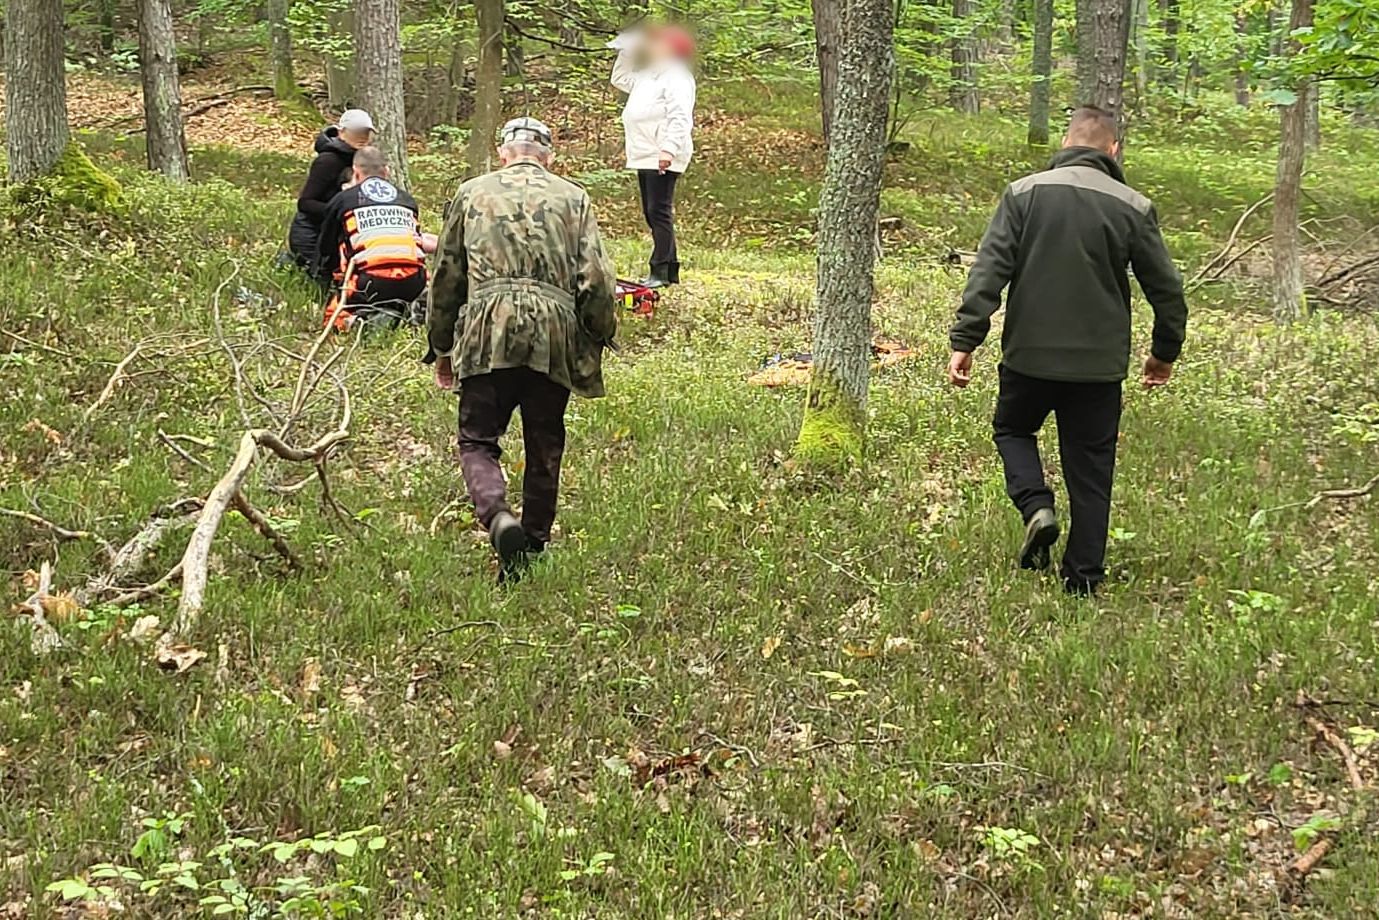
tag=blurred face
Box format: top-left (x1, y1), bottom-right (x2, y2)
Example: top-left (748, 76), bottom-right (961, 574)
top-left (341, 127), bottom-right (374, 149)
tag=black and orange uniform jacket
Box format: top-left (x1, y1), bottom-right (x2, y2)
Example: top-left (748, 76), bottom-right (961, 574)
top-left (316, 176), bottom-right (429, 329)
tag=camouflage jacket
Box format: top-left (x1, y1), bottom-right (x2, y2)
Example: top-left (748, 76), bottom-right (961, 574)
top-left (426, 160), bottom-right (618, 398)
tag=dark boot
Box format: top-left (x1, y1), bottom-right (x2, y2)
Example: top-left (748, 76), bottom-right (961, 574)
top-left (1019, 507), bottom-right (1059, 571)
top-left (490, 511), bottom-right (528, 584)
top-left (641, 263), bottom-right (677, 289)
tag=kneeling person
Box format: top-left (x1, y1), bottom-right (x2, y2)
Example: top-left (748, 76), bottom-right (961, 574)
top-left (426, 117), bottom-right (617, 582)
top-left (316, 146), bottom-right (431, 331)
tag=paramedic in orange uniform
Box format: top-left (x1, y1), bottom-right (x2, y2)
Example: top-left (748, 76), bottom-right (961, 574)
top-left (315, 146), bottom-right (437, 330)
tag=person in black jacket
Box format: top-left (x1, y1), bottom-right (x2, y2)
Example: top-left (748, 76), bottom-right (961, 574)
top-left (287, 109), bottom-right (375, 285)
top-left (947, 106), bottom-right (1189, 596)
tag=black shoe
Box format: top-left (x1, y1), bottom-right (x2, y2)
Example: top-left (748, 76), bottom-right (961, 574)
top-left (1018, 508), bottom-right (1059, 571)
top-left (1063, 577), bottom-right (1099, 597)
top-left (490, 511), bottom-right (527, 583)
top-left (641, 264), bottom-right (677, 289)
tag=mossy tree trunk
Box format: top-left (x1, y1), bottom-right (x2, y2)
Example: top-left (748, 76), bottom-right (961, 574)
top-left (949, 0), bottom-right (980, 114)
top-left (354, 0), bottom-right (410, 189)
top-left (3, 0), bottom-right (70, 183)
top-left (137, 0), bottom-right (191, 183)
top-left (1027, 0), bottom-right (1054, 145)
top-left (466, 0), bottom-right (505, 179)
top-left (325, 8), bottom-right (356, 108)
top-left (267, 0), bottom-right (298, 100)
top-left (795, 0), bottom-right (894, 471)
top-left (1272, 0), bottom-right (1314, 324)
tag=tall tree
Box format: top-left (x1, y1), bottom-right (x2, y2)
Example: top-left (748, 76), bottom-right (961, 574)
top-left (949, 0), bottom-right (980, 113)
top-left (1233, 11), bottom-right (1250, 106)
top-left (795, 0), bottom-right (895, 469)
top-left (466, 0), bottom-right (505, 178)
top-left (325, 8), bottom-right (356, 107)
top-left (354, 0), bottom-right (410, 188)
top-left (1271, 0), bottom-right (1315, 324)
top-left (812, 0), bottom-right (842, 143)
top-left (1028, 0), bottom-right (1054, 144)
top-left (3, 0), bottom-right (71, 183)
top-left (1156, 0), bottom-right (1179, 76)
top-left (1078, 0), bottom-right (1130, 136)
top-left (137, 0), bottom-right (190, 182)
top-left (267, 0), bottom-right (298, 100)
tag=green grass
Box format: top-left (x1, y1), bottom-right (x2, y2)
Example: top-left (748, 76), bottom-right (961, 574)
top-left (2, 78), bottom-right (1379, 918)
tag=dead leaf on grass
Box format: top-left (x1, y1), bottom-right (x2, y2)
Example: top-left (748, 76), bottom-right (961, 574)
top-left (882, 635), bottom-right (914, 656)
top-left (299, 658), bottom-right (322, 698)
top-left (127, 615), bottom-right (161, 644)
top-left (155, 642), bottom-right (206, 674)
top-left (760, 635), bottom-right (781, 659)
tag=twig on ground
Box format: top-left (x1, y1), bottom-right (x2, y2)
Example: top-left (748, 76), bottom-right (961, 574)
top-left (696, 731), bottom-right (762, 769)
top-left (73, 503), bottom-right (203, 607)
top-left (1304, 714), bottom-right (1366, 791)
top-left (157, 428), bottom-right (212, 471)
top-left (1, 327), bottom-right (75, 358)
top-left (1286, 838), bottom-right (1332, 880)
top-left (1305, 472), bottom-right (1379, 509)
top-left (1189, 193), bottom-right (1273, 286)
top-left (0, 507), bottom-right (106, 546)
top-left (103, 564), bottom-right (185, 608)
top-left (83, 342), bottom-right (144, 421)
top-left (1187, 235), bottom-right (1271, 289)
top-left (231, 492), bottom-right (302, 570)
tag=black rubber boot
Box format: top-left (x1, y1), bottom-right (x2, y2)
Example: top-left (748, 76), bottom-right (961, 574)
top-left (1018, 507), bottom-right (1059, 571)
top-left (490, 511), bottom-right (528, 585)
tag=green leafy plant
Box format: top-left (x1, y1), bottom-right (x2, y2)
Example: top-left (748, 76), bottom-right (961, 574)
top-left (1292, 813), bottom-right (1342, 851)
top-left (980, 826), bottom-right (1043, 872)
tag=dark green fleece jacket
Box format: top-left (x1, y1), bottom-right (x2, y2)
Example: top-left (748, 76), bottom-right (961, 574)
top-left (950, 147), bottom-right (1188, 382)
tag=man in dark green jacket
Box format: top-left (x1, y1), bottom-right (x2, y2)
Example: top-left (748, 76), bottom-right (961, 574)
top-left (947, 106), bottom-right (1188, 595)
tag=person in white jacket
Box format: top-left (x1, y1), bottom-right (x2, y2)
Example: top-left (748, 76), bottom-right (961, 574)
top-left (610, 25), bottom-right (696, 288)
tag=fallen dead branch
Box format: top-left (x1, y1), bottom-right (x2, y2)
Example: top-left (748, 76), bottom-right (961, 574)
top-left (16, 561), bottom-right (63, 654)
top-left (1304, 714), bottom-right (1366, 791)
top-left (74, 501), bottom-right (203, 607)
top-left (1189, 193), bottom-right (1272, 287)
top-left (0, 507), bottom-right (107, 548)
top-left (1306, 472), bottom-right (1379, 509)
top-left (157, 428), bottom-right (212, 471)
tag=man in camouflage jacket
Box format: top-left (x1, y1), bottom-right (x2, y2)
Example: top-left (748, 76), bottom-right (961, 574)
top-left (425, 117), bottom-right (618, 580)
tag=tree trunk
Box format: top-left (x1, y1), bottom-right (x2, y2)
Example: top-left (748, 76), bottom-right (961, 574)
top-left (99, 0), bottom-right (117, 53)
top-left (949, 0), bottom-right (980, 114)
top-left (505, 31), bottom-right (524, 77)
top-left (1088, 0), bottom-right (1129, 140)
top-left (3, 0), bottom-right (71, 182)
top-left (796, 0), bottom-right (895, 470)
top-left (1271, 0), bottom-right (1314, 324)
top-left (137, 0), bottom-right (190, 182)
top-left (325, 8), bottom-right (355, 108)
top-left (1304, 82), bottom-right (1320, 149)
top-left (812, 0), bottom-right (842, 143)
top-left (1156, 0), bottom-right (1178, 83)
top-left (267, 0), bottom-right (297, 100)
top-left (354, 0), bottom-right (410, 189)
top-left (1028, 0), bottom-right (1054, 144)
top-left (1233, 12), bottom-right (1250, 105)
top-left (1131, 0), bottom-right (1149, 98)
top-left (1076, 0), bottom-right (1096, 101)
top-left (466, 0), bottom-right (504, 178)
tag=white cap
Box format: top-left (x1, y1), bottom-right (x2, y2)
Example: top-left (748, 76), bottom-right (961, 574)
top-left (338, 109), bottom-right (375, 133)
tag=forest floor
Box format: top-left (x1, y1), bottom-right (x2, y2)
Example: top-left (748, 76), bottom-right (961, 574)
top-left (2, 60), bottom-right (1379, 919)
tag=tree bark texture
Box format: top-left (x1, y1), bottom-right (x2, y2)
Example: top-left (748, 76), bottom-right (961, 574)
top-left (268, 0), bottom-right (298, 100)
top-left (1157, 0), bottom-right (1179, 71)
top-left (1076, 0), bottom-right (1096, 102)
top-left (325, 8), bottom-right (356, 108)
top-left (3, 0), bottom-right (71, 182)
top-left (949, 0), bottom-right (980, 114)
top-left (137, 0), bottom-right (190, 182)
top-left (812, 0), bottom-right (842, 144)
top-left (354, 0), bottom-right (410, 189)
top-left (796, 0), bottom-right (894, 469)
top-left (1271, 0), bottom-right (1314, 324)
top-left (1233, 12), bottom-right (1250, 106)
top-left (1028, 0), bottom-right (1054, 144)
top-left (466, 0), bottom-right (505, 179)
top-left (1085, 0), bottom-right (1129, 139)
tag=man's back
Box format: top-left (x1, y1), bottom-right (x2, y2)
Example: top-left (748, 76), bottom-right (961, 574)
top-left (951, 146), bottom-right (1187, 382)
top-left (427, 160), bottom-right (617, 398)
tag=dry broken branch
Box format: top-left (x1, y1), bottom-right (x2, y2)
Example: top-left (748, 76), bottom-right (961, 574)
top-left (17, 561), bottom-right (63, 654)
top-left (231, 492), bottom-right (302, 570)
top-left (1304, 472), bottom-right (1379, 509)
top-left (1189, 193), bottom-right (1273, 287)
top-left (0, 507), bottom-right (106, 547)
top-left (1304, 714), bottom-right (1366, 791)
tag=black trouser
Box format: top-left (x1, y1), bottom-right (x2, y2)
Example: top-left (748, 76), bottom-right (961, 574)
top-left (345, 270), bottom-right (427, 324)
top-left (992, 365), bottom-right (1122, 589)
top-left (636, 169), bottom-right (680, 282)
top-left (288, 212), bottom-right (330, 290)
top-left (458, 367), bottom-right (572, 546)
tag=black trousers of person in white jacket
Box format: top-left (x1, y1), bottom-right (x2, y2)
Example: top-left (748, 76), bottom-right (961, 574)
top-left (637, 169), bottom-right (680, 284)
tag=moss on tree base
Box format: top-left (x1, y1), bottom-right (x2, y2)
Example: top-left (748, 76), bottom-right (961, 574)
top-left (793, 375), bottom-right (866, 472)
top-left (9, 142), bottom-right (125, 213)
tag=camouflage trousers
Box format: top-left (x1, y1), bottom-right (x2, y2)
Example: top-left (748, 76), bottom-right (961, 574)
top-left (457, 367), bottom-right (571, 545)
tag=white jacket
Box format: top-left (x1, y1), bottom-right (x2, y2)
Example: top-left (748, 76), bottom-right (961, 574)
top-left (611, 48), bottom-right (696, 173)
